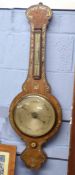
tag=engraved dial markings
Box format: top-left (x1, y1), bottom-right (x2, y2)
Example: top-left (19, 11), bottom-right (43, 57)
top-left (14, 95), bottom-right (56, 137)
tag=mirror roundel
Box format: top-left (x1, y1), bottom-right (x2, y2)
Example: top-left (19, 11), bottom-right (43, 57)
top-left (13, 94), bottom-right (56, 137)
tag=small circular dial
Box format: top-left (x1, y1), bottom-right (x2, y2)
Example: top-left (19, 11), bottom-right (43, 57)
top-left (14, 95), bottom-right (56, 137)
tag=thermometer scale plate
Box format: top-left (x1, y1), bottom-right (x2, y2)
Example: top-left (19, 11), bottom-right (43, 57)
top-left (33, 30), bottom-right (41, 79)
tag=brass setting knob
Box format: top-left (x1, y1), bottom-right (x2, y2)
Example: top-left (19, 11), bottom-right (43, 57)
top-left (30, 142), bottom-right (37, 148)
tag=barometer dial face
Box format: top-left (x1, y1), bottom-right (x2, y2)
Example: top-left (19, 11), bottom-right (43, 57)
top-left (14, 95), bottom-right (56, 137)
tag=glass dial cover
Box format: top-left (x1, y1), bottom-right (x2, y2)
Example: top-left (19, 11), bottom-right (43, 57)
top-left (14, 95), bottom-right (56, 137)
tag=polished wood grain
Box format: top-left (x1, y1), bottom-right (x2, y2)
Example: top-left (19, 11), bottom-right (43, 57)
top-left (9, 3), bottom-right (62, 169)
top-left (67, 76), bottom-right (75, 175)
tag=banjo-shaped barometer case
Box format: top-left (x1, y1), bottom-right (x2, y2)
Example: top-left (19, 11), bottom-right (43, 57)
top-left (9, 3), bottom-right (62, 169)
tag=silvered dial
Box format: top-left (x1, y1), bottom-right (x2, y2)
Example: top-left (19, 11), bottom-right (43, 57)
top-left (14, 95), bottom-right (56, 137)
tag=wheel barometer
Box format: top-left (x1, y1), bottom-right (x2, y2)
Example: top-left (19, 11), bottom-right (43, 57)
top-left (9, 3), bottom-right (62, 169)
